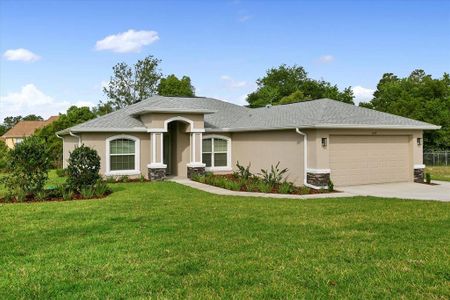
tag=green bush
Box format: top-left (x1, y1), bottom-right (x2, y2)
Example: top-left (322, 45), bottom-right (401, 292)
top-left (257, 181), bottom-right (272, 193)
top-left (1, 136), bottom-right (51, 200)
top-left (328, 180), bottom-right (334, 191)
top-left (0, 140), bottom-right (9, 171)
top-left (67, 145), bottom-right (101, 192)
top-left (224, 180), bottom-right (241, 191)
top-left (120, 175), bottom-right (129, 183)
top-left (94, 180), bottom-right (111, 197)
top-left (425, 173), bottom-right (431, 184)
top-left (234, 161), bottom-right (252, 180)
top-left (279, 181), bottom-right (294, 194)
top-left (259, 162), bottom-right (288, 186)
top-left (80, 186), bottom-right (95, 199)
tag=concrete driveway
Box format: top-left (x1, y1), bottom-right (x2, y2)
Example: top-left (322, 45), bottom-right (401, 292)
top-left (339, 181), bottom-right (450, 202)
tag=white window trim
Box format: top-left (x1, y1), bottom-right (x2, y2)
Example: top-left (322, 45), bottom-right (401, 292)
top-left (105, 134), bottom-right (141, 176)
top-left (202, 135), bottom-right (232, 172)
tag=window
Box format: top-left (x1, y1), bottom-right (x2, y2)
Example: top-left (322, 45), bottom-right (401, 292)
top-left (110, 139), bottom-right (135, 171)
top-left (202, 136), bottom-right (230, 170)
top-left (106, 135), bottom-right (140, 176)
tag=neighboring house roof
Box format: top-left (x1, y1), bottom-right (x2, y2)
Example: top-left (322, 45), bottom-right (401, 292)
top-left (2, 116), bottom-right (59, 138)
top-left (57, 96), bottom-right (440, 134)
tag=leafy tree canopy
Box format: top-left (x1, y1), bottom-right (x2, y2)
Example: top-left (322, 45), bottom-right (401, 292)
top-left (246, 64), bottom-right (354, 107)
top-left (360, 69), bottom-right (450, 150)
top-left (101, 55), bottom-right (162, 110)
top-left (157, 74), bottom-right (195, 97)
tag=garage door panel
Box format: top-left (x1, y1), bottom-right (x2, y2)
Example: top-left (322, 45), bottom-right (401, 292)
top-left (330, 135), bottom-right (411, 186)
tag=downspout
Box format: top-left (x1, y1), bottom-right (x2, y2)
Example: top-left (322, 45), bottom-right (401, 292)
top-left (295, 128), bottom-right (308, 186)
top-left (69, 130), bottom-right (81, 146)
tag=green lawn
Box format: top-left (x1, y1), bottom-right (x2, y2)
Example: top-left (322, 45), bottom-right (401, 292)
top-left (0, 182), bottom-right (449, 298)
top-left (426, 165), bottom-right (450, 182)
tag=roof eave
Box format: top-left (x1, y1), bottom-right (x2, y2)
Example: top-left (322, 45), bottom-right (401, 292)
top-left (131, 108), bottom-right (217, 116)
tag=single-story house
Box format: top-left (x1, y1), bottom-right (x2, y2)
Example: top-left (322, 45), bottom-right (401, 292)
top-left (57, 96), bottom-right (440, 187)
top-left (2, 116), bottom-right (59, 149)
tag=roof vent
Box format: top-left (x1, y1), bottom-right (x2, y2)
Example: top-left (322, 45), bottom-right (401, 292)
top-left (265, 104), bottom-right (272, 108)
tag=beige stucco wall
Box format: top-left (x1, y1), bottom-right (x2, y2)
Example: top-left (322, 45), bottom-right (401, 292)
top-left (63, 132), bottom-right (151, 178)
top-left (4, 138), bottom-right (15, 149)
top-left (228, 130), bottom-right (305, 186)
top-left (140, 113), bottom-right (204, 131)
top-left (62, 135), bottom-right (79, 168)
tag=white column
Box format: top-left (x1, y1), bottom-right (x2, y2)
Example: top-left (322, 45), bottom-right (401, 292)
top-left (187, 132), bottom-right (205, 167)
top-left (148, 132), bottom-right (166, 168)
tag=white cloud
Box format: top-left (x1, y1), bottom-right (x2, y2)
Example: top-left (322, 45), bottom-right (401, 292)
top-left (220, 75), bottom-right (248, 89)
top-left (238, 15), bottom-right (252, 22)
top-left (352, 86), bottom-right (375, 104)
top-left (95, 29), bottom-right (159, 53)
top-left (0, 84), bottom-right (94, 120)
top-left (318, 55), bottom-right (335, 64)
top-left (3, 48), bottom-right (41, 62)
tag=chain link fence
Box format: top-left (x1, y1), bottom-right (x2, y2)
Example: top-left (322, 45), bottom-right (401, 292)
top-left (423, 151), bottom-right (449, 166)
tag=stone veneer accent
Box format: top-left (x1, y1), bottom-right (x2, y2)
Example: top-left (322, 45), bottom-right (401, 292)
top-left (306, 172), bottom-right (330, 188)
top-left (149, 168), bottom-right (166, 181)
top-left (414, 168), bottom-right (424, 183)
top-left (187, 166), bottom-right (206, 179)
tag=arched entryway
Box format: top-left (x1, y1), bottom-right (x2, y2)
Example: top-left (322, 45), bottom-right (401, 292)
top-left (164, 121), bottom-right (190, 177)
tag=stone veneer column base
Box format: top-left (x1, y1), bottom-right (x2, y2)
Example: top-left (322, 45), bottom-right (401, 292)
top-left (306, 172), bottom-right (331, 188)
top-left (414, 168), bottom-right (424, 183)
top-left (187, 166), bottom-right (206, 179)
top-left (149, 168), bottom-right (166, 181)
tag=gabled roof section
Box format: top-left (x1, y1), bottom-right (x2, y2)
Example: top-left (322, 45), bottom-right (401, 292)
top-left (58, 96), bottom-right (440, 134)
top-left (2, 116), bottom-right (59, 138)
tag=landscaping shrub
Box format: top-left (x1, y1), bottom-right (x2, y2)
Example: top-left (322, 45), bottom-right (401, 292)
top-left (425, 173), bottom-right (431, 184)
top-left (67, 145), bottom-right (101, 192)
top-left (328, 180), bottom-right (334, 191)
top-left (234, 161), bottom-right (252, 180)
top-left (0, 140), bottom-right (9, 171)
top-left (1, 136), bottom-right (51, 200)
top-left (94, 180), bottom-right (111, 197)
top-left (80, 186), bottom-right (95, 199)
top-left (120, 175), bottom-right (129, 183)
top-left (257, 181), bottom-right (272, 193)
top-left (279, 181), bottom-right (294, 194)
top-left (259, 162), bottom-right (288, 186)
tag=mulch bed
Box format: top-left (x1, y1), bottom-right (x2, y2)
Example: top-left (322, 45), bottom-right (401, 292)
top-left (0, 191), bottom-right (112, 204)
top-left (197, 174), bottom-right (336, 195)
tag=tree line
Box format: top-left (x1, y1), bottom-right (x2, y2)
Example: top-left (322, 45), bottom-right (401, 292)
top-left (1, 55), bottom-right (448, 169)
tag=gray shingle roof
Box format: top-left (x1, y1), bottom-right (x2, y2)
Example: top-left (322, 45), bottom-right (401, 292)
top-left (59, 96), bottom-right (439, 134)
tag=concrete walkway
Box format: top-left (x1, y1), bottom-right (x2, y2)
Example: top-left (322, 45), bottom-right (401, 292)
top-left (170, 178), bottom-right (354, 199)
top-left (339, 181), bottom-right (450, 202)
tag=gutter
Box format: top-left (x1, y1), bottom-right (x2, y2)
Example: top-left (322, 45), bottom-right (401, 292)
top-left (69, 130), bottom-right (81, 146)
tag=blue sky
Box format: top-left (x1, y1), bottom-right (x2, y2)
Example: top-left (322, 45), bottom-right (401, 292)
top-left (1, 0), bottom-right (449, 120)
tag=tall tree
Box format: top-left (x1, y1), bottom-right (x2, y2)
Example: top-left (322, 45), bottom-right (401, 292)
top-left (246, 64), bottom-right (354, 107)
top-left (102, 55), bottom-right (162, 110)
top-left (157, 74), bottom-right (195, 97)
top-left (360, 70), bottom-right (450, 150)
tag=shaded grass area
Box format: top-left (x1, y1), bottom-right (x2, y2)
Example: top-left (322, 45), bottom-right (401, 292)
top-left (0, 182), bottom-right (449, 298)
top-left (426, 166), bottom-right (450, 182)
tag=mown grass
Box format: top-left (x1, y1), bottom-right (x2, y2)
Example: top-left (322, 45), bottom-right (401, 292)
top-left (0, 182), bottom-right (449, 298)
top-left (426, 165), bottom-right (450, 182)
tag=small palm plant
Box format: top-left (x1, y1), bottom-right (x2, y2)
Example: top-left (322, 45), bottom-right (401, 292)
top-left (259, 162), bottom-right (288, 186)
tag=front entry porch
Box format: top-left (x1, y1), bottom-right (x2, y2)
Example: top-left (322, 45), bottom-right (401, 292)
top-left (147, 118), bottom-right (205, 180)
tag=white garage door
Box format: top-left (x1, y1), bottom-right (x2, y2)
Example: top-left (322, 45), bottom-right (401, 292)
top-left (330, 135), bottom-right (411, 186)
